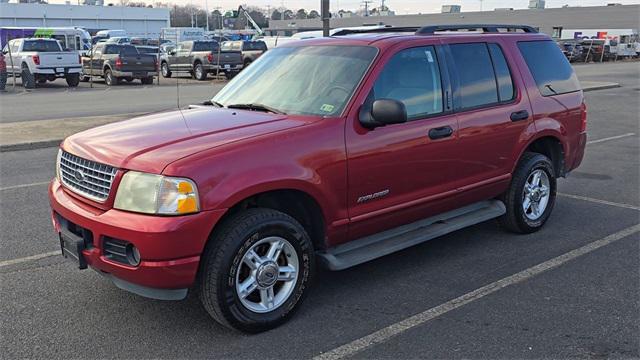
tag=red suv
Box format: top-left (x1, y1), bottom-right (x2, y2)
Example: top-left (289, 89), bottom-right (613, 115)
top-left (49, 25), bottom-right (587, 332)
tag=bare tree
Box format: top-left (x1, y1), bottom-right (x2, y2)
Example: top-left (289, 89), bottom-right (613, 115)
top-left (308, 10), bottom-right (320, 18)
top-left (295, 9), bottom-right (308, 19)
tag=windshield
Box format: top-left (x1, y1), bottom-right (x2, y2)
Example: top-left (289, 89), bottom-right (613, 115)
top-left (213, 45), bottom-right (377, 116)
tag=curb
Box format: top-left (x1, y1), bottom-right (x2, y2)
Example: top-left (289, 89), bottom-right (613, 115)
top-left (0, 139), bottom-right (62, 152)
top-left (0, 83), bottom-right (622, 153)
top-left (582, 83), bottom-right (621, 92)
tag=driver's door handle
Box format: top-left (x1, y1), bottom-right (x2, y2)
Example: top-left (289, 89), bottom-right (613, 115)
top-left (428, 126), bottom-right (454, 140)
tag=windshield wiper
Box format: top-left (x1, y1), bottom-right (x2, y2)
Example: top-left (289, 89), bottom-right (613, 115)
top-left (202, 100), bottom-right (224, 107)
top-left (226, 103), bottom-right (286, 115)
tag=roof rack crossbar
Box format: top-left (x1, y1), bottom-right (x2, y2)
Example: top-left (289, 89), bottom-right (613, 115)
top-left (416, 24), bottom-right (538, 34)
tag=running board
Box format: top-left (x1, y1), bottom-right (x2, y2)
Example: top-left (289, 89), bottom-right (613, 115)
top-left (318, 200), bottom-right (506, 270)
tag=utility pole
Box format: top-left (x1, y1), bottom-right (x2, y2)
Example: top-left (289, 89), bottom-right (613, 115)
top-left (205, 0), bottom-right (209, 31)
top-left (362, 0), bottom-right (372, 16)
top-left (321, 0), bottom-right (330, 37)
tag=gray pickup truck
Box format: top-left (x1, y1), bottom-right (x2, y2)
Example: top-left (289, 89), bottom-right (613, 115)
top-left (221, 40), bottom-right (267, 68)
top-left (81, 44), bottom-right (157, 85)
top-left (160, 40), bottom-right (243, 80)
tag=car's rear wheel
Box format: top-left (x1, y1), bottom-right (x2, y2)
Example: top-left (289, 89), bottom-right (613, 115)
top-left (21, 65), bottom-right (35, 89)
top-left (194, 62), bottom-right (207, 80)
top-left (66, 73), bottom-right (80, 87)
top-left (161, 62), bottom-right (171, 78)
top-left (198, 208), bottom-right (314, 333)
top-left (499, 152), bottom-right (557, 233)
top-left (104, 69), bottom-right (119, 86)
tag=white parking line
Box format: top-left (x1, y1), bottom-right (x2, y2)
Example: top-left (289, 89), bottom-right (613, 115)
top-left (0, 251), bottom-right (60, 268)
top-left (559, 193), bottom-right (640, 211)
top-left (587, 132), bottom-right (635, 145)
top-left (314, 223), bottom-right (640, 360)
top-left (0, 181), bottom-right (50, 191)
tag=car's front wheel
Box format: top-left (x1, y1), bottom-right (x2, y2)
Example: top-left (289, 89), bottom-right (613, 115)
top-left (499, 152), bottom-right (557, 233)
top-left (198, 208), bottom-right (314, 333)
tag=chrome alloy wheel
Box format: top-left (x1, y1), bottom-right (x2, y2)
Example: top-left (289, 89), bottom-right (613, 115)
top-left (523, 169), bottom-right (551, 220)
top-left (235, 236), bottom-right (299, 313)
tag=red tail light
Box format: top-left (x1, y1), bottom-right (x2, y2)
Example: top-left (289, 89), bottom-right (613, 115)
top-left (115, 57), bottom-right (122, 70)
top-left (207, 53), bottom-right (213, 63)
top-left (32, 55), bottom-right (40, 65)
top-left (580, 102), bottom-right (587, 132)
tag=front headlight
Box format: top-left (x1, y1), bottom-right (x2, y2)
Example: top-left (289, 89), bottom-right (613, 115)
top-left (114, 171), bottom-right (200, 215)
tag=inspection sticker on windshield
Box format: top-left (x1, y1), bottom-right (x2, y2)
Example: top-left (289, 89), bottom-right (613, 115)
top-left (320, 104), bottom-right (335, 113)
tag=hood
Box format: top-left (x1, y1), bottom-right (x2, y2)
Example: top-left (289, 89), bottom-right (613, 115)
top-left (63, 107), bottom-right (307, 174)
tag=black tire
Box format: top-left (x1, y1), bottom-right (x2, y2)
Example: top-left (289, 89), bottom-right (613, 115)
top-left (198, 208), bottom-right (315, 333)
top-left (498, 152), bottom-right (557, 234)
top-left (37, 78), bottom-right (47, 84)
top-left (104, 69), bottom-right (119, 86)
top-left (81, 75), bottom-right (90, 82)
top-left (66, 73), bottom-right (80, 87)
top-left (224, 72), bottom-right (236, 80)
top-left (141, 77), bottom-right (154, 85)
top-left (161, 62), bottom-right (171, 78)
top-left (193, 62), bottom-right (207, 80)
top-left (244, 59), bottom-right (252, 68)
top-left (21, 65), bottom-right (35, 89)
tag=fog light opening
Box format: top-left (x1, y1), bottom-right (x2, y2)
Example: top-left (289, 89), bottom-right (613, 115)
top-left (125, 244), bottom-right (141, 266)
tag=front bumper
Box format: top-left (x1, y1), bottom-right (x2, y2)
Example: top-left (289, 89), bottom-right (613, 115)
top-left (49, 179), bottom-right (226, 300)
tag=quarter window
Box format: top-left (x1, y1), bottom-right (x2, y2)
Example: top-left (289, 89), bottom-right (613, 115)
top-left (518, 40), bottom-right (581, 96)
top-left (450, 43), bottom-right (499, 109)
top-left (370, 46), bottom-right (443, 120)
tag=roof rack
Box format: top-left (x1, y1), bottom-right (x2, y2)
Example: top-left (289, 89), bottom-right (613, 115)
top-left (331, 24), bottom-right (538, 37)
top-left (416, 24), bottom-right (538, 34)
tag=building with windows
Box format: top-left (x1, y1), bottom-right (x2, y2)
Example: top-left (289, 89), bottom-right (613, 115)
top-left (266, 4), bottom-right (639, 38)
top-left (0, 2), bottom-right (169, 37)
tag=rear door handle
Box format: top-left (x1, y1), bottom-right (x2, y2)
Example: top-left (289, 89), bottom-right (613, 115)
top-left (510, 110), bottom-right (530, 122)
top-left (428, 126), bottom-right (454, 140)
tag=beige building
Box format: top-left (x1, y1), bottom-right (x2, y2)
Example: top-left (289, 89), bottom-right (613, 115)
top-left (266, 4), bottom-right (640, 37)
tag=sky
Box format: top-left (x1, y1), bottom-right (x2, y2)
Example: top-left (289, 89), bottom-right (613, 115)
top-left (45, 0), bottom-right (640, 14)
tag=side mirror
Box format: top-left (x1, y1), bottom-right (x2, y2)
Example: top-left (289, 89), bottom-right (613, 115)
top-left (359, 99), bottom-right (408, 129)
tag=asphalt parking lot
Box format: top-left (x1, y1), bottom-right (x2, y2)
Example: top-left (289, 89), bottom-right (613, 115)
top-left (0, 62), bottom-right (638, 359)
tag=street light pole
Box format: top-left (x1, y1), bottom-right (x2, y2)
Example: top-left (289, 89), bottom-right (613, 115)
top-left (321, 0), bottom-right (330, 37)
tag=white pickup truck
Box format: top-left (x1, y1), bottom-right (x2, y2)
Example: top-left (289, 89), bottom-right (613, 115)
top-left (2, 38), bottom-right (82, 88)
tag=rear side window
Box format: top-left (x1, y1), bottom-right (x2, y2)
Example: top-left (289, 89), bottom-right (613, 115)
top-left (488, 44), bottom-right (515, 102)
top-left (518, 40), bottom-right (580, 96)
top-left (450, 43), bottom-right (498, 109)
top-left (371, 46), bottom-right (443, 120)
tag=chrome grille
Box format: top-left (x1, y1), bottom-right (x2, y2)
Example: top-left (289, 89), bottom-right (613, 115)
top-left (59, 151), bottom-right (117, 202)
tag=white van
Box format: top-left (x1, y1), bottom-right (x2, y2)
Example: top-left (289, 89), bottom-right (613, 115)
top-left (95, 30), bottom-right (128, 38)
